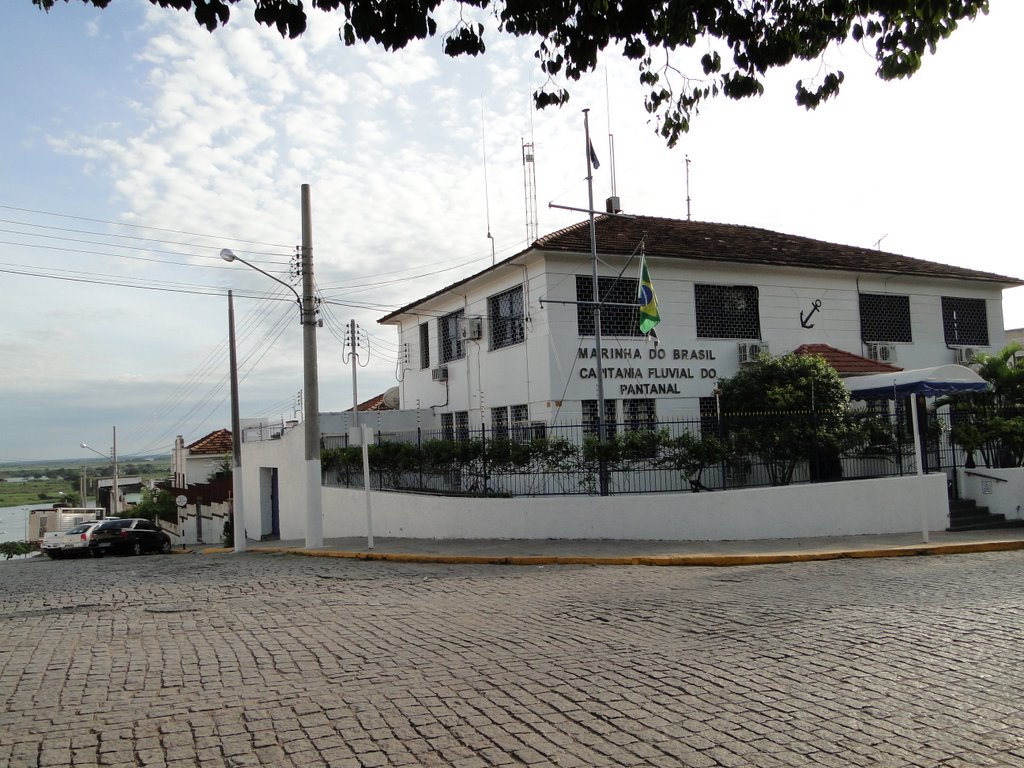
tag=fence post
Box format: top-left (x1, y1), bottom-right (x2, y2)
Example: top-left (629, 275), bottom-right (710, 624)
top-left (417, 427), bottom-right (423, 492)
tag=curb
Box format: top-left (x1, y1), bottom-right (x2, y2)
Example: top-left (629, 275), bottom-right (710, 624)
top-left (198, 539), bottom-right (1024, 567)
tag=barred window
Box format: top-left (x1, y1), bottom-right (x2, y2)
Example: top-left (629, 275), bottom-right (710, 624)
top-left (488, 286), bottom-right (525, 350)
top-left (942, 297), bottom-right (989, 346)
top-left (510, 404), bottom-right (529, 425)
top-left (441, 412), bottom-right (454, 441)
top-left (491, 406), bottom-right (509, 439)
top-left (418, 323), bottom-right (430, 369)
top-left (699, 396), bottom-right (719, 435)
top-left (576, 276), bottom-right (641, 337)
top-left (582, 399), bottom-right (617, 437)
top-left (860, 294), bottom-right (912, 343)
top-left (439, 309), bottom-right (465, 363)
top-left (455, 411), bottom-right (470, 442)
top-left (624, 399), bottom-right (657, 432)
top-left (695, 284), bottom-right (760, 339)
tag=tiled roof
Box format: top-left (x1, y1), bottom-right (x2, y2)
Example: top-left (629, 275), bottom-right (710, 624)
top-left (187, 428), bottom-right (233, 455)
top-left (792, 344), bottom-right (902, 376)
top-left (536, 216), bottom-right (1019, 283)
top-left (380, 216), bottom-right (1021, 322)
top-left (346, 392), bottom-right (397, 412)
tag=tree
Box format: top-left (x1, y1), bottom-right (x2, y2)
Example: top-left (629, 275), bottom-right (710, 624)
top-left (32, 0), bottom-right (988, 146)
top-left (716, 352), bottom-right (852, 485)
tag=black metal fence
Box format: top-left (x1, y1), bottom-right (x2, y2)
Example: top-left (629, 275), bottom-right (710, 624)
top-left (321, 407), bottom-right (992, 497)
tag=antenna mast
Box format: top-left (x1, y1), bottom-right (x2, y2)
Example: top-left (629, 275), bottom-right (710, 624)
top-left (522, 138), bottom-right (538, 244)
top-left (481, 99), bottom-right (496, 264)
top-left (685, 155), bottom-right (692, 221)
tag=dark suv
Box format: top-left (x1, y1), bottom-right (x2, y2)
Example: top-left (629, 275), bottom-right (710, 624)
top-left (89, 518), bottom-right (173, 556)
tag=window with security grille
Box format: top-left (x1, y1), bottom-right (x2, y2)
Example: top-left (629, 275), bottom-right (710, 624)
top-left (455, 411), bottom-right (470, 442)
top-left (859, 294), bottom-right (912, 342)
top-left (441, 412), bottom-right (454, 441)
top-left (418, 323), bottom-right (430, 369)
top-left (695, 284), bottom-right (760, 339)
top-left (576, 276), bottom-right (641, 337)
top-left (488, 286), bottom-right (525, 350)
top-left (510, 404), bottom-right (532, 441)
top-left (439, 309), bottom-right (465, 363)
top-left (582, 399), bottom-right (617, 437)
top-left (699, 396), bottom-right (719, 435)
top-left (491, 406), bottom-right (509, 439)
top-left (624, 399), bottom-right (657, 431)
top-left (942, 297), bottom-right (989, 346)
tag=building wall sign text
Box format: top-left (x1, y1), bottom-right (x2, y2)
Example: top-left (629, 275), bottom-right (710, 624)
top-left (577, 346), bottom-right (718, 395)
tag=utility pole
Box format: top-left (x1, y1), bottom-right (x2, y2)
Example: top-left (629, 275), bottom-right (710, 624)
top-left (300, 184), bottom-right (323, 548)
top-left (112, 426), bottom-right (119, 517)
top-left (228, 290), bottom-right (246, 553)
top-left (349, 319), bottom-right (360, 426)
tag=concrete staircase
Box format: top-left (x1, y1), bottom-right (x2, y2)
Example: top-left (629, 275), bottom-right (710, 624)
top-left (947, 499), bottom-right (1024, 531)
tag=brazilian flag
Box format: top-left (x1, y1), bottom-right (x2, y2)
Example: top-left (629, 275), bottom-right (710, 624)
top-left (638, 255), bottom-right (660, 335)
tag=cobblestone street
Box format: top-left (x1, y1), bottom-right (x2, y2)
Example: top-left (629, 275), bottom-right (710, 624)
top-left (2, 550), bottom-right (1024, 767)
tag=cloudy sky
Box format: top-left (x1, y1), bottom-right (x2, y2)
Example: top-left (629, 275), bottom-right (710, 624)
top-left (2, 0), bottom-right (1022, 462)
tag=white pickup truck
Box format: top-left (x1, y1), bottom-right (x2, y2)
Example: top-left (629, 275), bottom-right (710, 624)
top-left (39, 509), bottom-right (106, 559)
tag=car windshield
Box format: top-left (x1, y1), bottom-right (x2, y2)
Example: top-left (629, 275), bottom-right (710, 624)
top-left (98, 520), bottom-right (132, 530)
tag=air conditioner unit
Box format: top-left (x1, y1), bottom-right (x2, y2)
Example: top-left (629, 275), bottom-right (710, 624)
top-left (461, 316), bottom-right (483, 341)
top-left (867, 343), bottom-right (897, 363)
top-left (738, 341), bottom-right (768, 365)
top-left (955, 347), bottom-right (978, 365)
top-left (431, 366), bottom-right (449, 382)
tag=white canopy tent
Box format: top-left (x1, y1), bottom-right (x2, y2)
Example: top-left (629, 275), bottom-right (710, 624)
top-left (846, 364), bottom-right (989, 541)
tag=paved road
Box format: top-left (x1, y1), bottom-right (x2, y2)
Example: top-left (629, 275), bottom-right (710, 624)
top-left (2, 551), bottom-right (1024, 767)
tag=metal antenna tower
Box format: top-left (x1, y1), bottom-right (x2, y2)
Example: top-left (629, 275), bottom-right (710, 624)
top-left (522, 137), bottom-right (538, 244)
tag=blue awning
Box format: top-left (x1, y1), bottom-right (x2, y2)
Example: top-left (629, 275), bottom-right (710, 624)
top-left (846, 364), bottom-right (989, 400)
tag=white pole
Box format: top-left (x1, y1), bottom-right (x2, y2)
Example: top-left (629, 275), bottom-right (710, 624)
top-left (112, 426), bottom-right (119, 517)
top-left (909, 396), bottom-right (929, 543)
top-left (362, 424), bottom-right (374, 550)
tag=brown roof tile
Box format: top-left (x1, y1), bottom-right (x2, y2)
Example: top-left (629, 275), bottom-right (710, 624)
top-left (187, 428), bottom-right (233, 455)
top-left (792, 344), bottom-right (903, 375)
top-left (380, 216), bottom-right (1021, 323)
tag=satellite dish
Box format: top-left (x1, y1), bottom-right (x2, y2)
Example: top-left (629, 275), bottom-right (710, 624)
top-left (175, 495), bottom-right (188, 508)
top-left (382, 386), bottom-right (400, 410)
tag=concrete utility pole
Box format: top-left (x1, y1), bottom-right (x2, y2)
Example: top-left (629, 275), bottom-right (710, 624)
top-left (112, 426), bottom-right (119, 517)
top-left (228, 290), bottom-right (246, 553)
top-left (300, 184), bottom-right (323, 548)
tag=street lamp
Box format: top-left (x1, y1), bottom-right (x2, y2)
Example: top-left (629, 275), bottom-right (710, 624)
top-left (218, 183), bottom-right (323, 549)
top-left (81, 427), bottom-right (117, 518)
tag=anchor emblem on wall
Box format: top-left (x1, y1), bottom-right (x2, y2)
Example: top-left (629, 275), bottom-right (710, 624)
top-left (800, 299), bottom-right (822, 329)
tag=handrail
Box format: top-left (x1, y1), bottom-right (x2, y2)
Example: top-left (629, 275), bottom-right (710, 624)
top-left (963, 470), bottom-right (1009, 483)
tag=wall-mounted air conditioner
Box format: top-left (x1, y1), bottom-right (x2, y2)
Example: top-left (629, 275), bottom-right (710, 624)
top-left (431, 366), bottom-right (449, 382)
top-left (867, 343), bottom-right (897, 363)
top-left (737, 341), bottom-right (768, 365)
top-left (461, 316), bottom-right (483, 341)
top-left (954, 347), bottom-right (978, 365)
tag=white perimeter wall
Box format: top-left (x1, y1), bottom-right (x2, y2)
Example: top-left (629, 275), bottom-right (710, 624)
top-left (241, 421), bottom-right (949, 542)
top-left (321, 474), bottom-right (948, 541)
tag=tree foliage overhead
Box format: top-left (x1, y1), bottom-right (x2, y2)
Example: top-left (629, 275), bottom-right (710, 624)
top-left (34, 0), bottom-right (988, 145)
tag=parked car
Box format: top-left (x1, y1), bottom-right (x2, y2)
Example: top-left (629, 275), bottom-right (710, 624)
top-left (42, 520), bottom-right (104, 558)
top-left (43, 521), bottom-right (104, 558)
top-left (89, 518), bottom-right (172, 556)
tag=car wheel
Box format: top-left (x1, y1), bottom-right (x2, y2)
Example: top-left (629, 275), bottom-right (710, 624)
top-left (46, 550), bottom-right (60, 559)
top-left (160, 538), bottom-right (172, 554)
top-left (131, 540), bottom-right (142, 556)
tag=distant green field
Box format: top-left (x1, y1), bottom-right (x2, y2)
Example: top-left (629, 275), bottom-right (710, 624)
top-left (0, 459), bottom-right (171, 507)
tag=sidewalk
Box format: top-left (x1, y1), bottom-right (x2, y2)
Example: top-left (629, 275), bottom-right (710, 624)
top-left (216, 528), bottom-right (1024, 567)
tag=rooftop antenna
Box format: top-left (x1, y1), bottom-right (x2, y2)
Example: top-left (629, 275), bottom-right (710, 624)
top-left (873, 234), bottom-right (888, 251)
top-left (605, 69), bottom-right (618, 200)
top-left (522, 89), bottom-right (539, 244)
top-left (481, 98), bottom-right (496, 265)
top-left (685, 155), bottom-right (692, 221)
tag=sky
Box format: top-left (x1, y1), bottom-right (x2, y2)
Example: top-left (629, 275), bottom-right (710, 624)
top-left (2, 0), bottom-right (1022, 462)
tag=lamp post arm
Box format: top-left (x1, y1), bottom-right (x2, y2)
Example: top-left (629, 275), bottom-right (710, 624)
top-left (223, 252), bottom-right (301, 309)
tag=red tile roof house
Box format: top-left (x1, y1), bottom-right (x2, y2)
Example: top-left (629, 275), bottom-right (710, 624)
top-left (166, 429), bottom-right (233, 545)
top-left (237, 214), bottom-right (1023, 544)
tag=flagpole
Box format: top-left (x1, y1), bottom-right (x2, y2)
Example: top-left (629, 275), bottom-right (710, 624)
top-left (584, 108), bottom-right (609, 496)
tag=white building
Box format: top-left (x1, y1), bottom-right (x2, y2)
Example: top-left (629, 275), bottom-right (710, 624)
top-left (237, 214), bottom-right (1023, 543)
top-left (381, 214), bottom-right (1020, 432)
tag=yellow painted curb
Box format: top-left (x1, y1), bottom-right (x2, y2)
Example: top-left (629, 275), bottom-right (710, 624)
top-left (214, 539), bottom-right (1024, 567)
